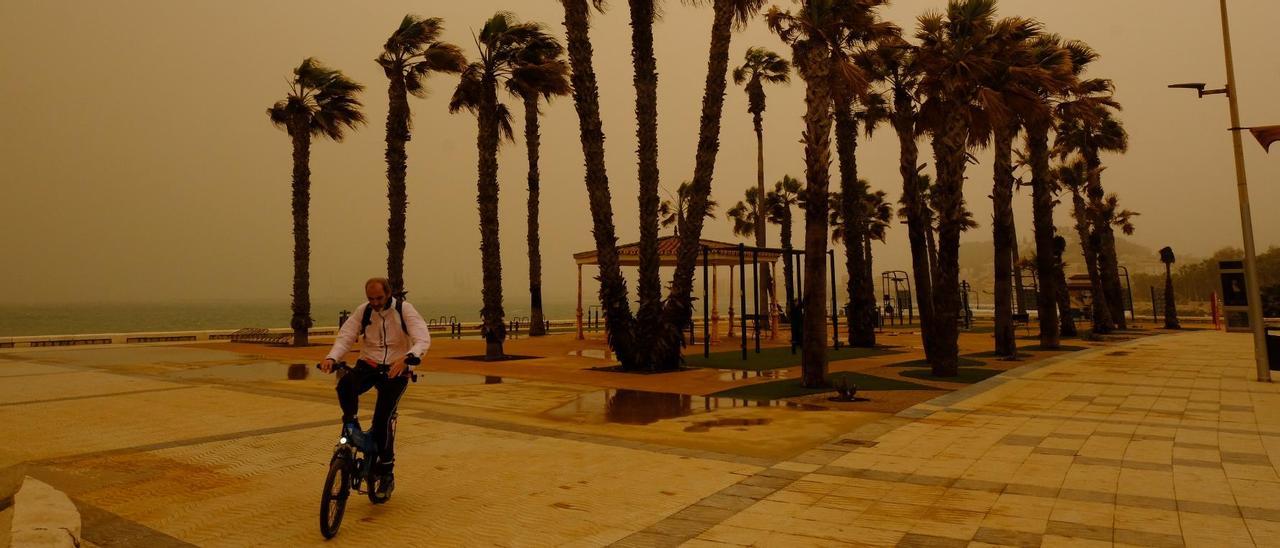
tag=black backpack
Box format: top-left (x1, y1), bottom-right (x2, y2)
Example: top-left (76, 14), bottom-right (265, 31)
top-left (359, 297), bottom-right (408, 338)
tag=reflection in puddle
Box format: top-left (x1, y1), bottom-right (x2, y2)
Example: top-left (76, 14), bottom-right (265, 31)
top-left (717, 369), bottom-right (789, 381)
top-left (567, 349), bottom-right (609, 360)
top-left (286, 363), bottom-right (309, 380)
top-left (544, 388), bottom-right (824, 426)
top-left (166, 361), bottom-right (512, 385)
top-left (683, 418), bottom-right (772, 432)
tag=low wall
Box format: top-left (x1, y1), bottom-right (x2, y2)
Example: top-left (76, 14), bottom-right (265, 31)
top-left (0, 318), bottom-right (582, 349)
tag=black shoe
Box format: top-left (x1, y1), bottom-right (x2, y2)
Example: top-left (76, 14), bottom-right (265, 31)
top-left (376, 471), bottom-right (395, 498)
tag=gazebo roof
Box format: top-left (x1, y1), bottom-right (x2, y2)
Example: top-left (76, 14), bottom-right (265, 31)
top-left (573, 235), bottom-right (785, 267)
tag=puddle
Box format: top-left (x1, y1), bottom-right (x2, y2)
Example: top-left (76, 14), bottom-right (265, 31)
top-left (567, 349), bottom-right (609, 360)
top-left (165, 361), bottom-right (513, 385)
top-left (543, 388), bottom-right (824, 426)
top-left (683, 418), bottom-right (772, 432)
top-left (717, 369), bottom-right (789, 381)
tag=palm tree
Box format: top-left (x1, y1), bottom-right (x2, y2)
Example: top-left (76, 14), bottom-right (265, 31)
top-left (768, 0), bottom-right (854, 386)
top-left (1159, 246), bottom-right (1180, 329)
top-left (1055, 158), bottom-right (1113, 333)
top-left (864, 189), bottom-right (892, 284)
top-left (628, 0), bottom-right (664, 357)
top-left (377, 16), bottom-right (466, 297)
top-left (915, 0), bottom-right (1009, 376)
top-left (860, 38), bottom-right (940, 362)
top-left (734, 46), bottom-right (791, 314)
top-left (267, 58), bottom-right (365, 347)
top-left (976, 16), bottom-right (1052, 357)
top-left (506, 34), bottom-right (571, 337)
top-left (556, 0), bottom-right (640, 367)
top-left (659, 182), bottom-right (719, 237)
top-left (825, 2), bottom-right (894, 350)
top-left (1015, 33), bottom-right (1075, 350)
top-left (766, 175), bottom-right (803, 313)
top-left (1057, 91), bottom-right (1128, 328)
top-left (830, 185), bottom-right (891, 318)
top-left (1090, 190), bottom-right (1141, 322)
top-left (727, 187), bottom-right (764, 239)
top-left (449, 13), bottom-right (563, 359)
top-left (658, 0), bottom-right (767, 370)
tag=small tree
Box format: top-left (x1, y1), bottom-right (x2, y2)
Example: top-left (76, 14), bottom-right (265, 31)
top-left (1159, 246), bottom-right (1180, 329)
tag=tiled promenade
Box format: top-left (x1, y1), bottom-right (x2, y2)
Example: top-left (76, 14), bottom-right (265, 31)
top-left (1, 329), bottom-right (1277, 546)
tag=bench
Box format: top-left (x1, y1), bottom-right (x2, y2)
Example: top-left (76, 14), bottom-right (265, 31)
top-left (229, 328), bottom-right (292, 345)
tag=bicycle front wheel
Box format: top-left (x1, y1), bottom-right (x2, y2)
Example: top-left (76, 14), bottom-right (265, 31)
top-left (319, 456), bottom-right (351, 539)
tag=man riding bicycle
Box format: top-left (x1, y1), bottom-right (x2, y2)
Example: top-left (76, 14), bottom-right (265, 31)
top-left (320, 277), bottom-right (430, 497)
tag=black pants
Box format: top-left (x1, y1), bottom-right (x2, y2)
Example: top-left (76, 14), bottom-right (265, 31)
top-left (336, 361), bottom-right (409, 466)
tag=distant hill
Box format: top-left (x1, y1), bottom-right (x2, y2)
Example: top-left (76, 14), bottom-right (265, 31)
top-left (958, 229), bottom-right (1161, 294)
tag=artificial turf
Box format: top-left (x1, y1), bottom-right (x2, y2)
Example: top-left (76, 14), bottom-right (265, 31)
top-left (899, 366), bottom-right (1005, 384)
top-left (681, 345), bottom-right (901, 371)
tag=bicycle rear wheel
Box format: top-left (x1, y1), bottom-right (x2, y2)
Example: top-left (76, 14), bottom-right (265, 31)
top-left (319, 456), bottom-right (351, 539)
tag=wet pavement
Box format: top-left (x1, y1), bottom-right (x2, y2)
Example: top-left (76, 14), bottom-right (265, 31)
top-left (7, 327), bottom-right (1274, 546)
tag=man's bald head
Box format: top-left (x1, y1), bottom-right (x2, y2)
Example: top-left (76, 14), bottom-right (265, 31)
top-left (365, 278), bottom-right (391, 310)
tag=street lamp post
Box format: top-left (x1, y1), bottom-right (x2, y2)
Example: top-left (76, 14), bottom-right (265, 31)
top-left (1171, 0), bottom-right (1270, 382)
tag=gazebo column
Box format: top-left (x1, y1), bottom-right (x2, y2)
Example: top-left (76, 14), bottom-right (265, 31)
top-left (712, 266), bottom-right (720, 343)
top-left (576, 264), bottom-right (584, 340)
top-left (728, 265), bottom-right (736, 338)
top-left (769, 262), bottom-right (780, 340)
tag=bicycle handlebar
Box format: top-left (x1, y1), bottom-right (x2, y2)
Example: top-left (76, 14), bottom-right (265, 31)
top-left (315, 360), bottom-right (418, 383)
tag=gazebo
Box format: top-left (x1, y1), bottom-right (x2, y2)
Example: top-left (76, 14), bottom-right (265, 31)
top-left (573, 235), bottom-right (797, 355)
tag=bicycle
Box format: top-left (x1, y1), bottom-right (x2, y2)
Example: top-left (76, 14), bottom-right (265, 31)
top-left (316, 358), bottom-right (418, 539)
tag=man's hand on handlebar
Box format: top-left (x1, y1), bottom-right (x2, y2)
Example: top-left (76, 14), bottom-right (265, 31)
top-left (320, 358), bottom-right (336, 374)
top-left (387, 357), bottom-right (408, 379)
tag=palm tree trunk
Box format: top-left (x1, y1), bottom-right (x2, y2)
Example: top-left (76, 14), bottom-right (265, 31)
top-left (833, 97), bottom-right (873, 348)
top-left (1164, 264), bottom-right (1180, 329)
top-left (660, 0), bottom-right (737, 368)
top-left (926, 214), bottom-right (940, 292)
top-left (385, 75), bottom-right (411, 296)
top-left (1085, 148), bottom-right (1126, 329)
top-left (1026, 122), bottom-right (1060, 349)
top-left (864, 235), bottom-right (873, 286)
top-left (289, 123), bottom-right (313, 347)
top-left (754, 111), bottom-right (774, 323)
top-left (781, 204), bottom-right (795, 311)
top-left (1011, 219), bottom-right (1027, 315)
top-left (524, 94), bottom-right (546, 337)
top-left (630, 0), bottom-right (662, 361)
top-left (477, 76), bottom-right (505, 359)
top-left (1055, 245), bottom-right (1077, 337)
top-left (1099, 228), bottom-right (1126, 328)
top-left (929, 109), bottom-right (966, 377)
top-left (560, 0), bottom-right (638, 367)
top-left (991, 125), bottom-right (1017, 357)
top-left (894, 101), bottom-right (937, 363)
top-left (1070, 190), bottom-right (1113, 333)
top-left (797, 51), bottom-right (833, 387)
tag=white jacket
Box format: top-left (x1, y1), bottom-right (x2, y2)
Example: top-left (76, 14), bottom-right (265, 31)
top-left (325, 299), bottom-right (431, 368)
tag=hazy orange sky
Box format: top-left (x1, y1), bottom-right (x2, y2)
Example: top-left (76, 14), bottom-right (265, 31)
top-left (2, 1), bottom-right (1278, 311)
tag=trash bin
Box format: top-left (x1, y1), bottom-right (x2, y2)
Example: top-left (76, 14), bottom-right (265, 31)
top-left (1268, 327), bottom-right (1280, 371)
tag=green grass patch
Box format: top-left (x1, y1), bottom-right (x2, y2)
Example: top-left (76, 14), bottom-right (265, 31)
top-left (709, 371), bottom-right (939, 401)
top-left (887, 356), bottom-right (985, 368)
top-left (899, 367), bottom-right (1004, 384)
top-left (682, 345), bottom-right (900, 372)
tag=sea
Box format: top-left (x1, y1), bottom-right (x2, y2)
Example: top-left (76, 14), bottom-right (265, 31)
top-left (0, 300), bottom-right (582, 338)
